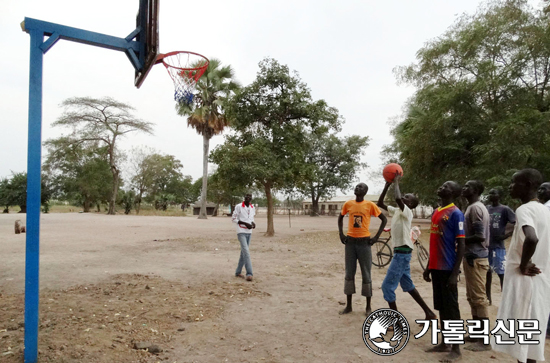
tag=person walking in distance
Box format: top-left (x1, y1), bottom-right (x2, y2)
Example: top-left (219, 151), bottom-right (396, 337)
top-left (377, 171), bottom-right (436, 320)
top-left (492, 169), bottom-right (550, 363)
top-left (338, 182), bottom-right (387, 315)
top-left (232, 193), bottom-right (256, 281)
top-left (424, 181), bottom-right (465, 362)
top-left (461, 180), bottom-right (491, 351)
top-left (485, 188), bottom-right (515, 305)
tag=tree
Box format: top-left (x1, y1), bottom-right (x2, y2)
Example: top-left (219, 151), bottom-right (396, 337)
top-left (0, 177), bottom-right (10, 213)
top-left (298, 133), bottom-right (369, 216)
top-left (0, 172), bottom-right (51, 213)
top-left (194, 171), bottom-right (249, 216)
top-left (176, 58), bottom-right (240, 219)
top-left (51, 97), bottom-right (154, 214)
top-left (387, 0), bottom-right (550, 203)
top-left (118, 189), bottom-right (136, 215)
top-left (44, 137), bottom-right (112, 212)
top-left (127, 146), bottom-right (155, 214)
top-left (212, 58), bottom-right (341, 236)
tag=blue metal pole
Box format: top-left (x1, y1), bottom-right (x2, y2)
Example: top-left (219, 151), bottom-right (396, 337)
top-left (24, 28), bottom-right (44, 363)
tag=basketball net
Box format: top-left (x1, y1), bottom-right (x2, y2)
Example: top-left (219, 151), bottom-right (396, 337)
top-left (156, 51), bottom-right (209, 105)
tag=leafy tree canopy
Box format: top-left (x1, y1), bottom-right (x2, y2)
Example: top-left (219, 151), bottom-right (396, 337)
top-left (212, 58), bottom-right (342, 235)
top-left (386, 0), bottom-right (550, 205)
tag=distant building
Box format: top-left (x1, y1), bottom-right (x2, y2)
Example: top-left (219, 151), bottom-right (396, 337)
top-left (302, 195), bottom-right (433, 218)
top-left (191, 202), bottom-right (233, 216)
top-left (302, 195), bottom-right (380, 216)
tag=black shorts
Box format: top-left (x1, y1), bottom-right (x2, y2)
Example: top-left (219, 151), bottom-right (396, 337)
top-left (431, 270), bottom-right (460, 321)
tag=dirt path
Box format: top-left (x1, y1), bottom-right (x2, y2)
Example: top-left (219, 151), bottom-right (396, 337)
top-left (0, 213), bottom-right (547, 362)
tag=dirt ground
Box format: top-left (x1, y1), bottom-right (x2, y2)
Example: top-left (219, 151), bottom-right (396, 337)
top-left (0, 213), bottom-right (548, 362)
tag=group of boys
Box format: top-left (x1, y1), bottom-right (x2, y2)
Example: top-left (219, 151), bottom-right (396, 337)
top-left (337, 169), bottom-right (550, 363)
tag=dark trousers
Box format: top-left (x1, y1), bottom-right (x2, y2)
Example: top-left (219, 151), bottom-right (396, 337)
top-left (344, 236), bottom-right (372, 297)
top-left (431, 269), bottom-right (461, 321)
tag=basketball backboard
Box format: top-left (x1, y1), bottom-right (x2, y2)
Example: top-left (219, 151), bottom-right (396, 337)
top-left (134, 0), bottom-right (159, 88)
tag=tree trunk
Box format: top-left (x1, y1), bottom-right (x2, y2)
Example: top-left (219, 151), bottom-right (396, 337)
top-left (198, 133), bottom-right (210, 219)
top-left (213, 203), bottom-right (219, 217)
top-left (83, 198), bottom-right (91, 213)
top-left (108, 168), bottom-right (119, 215)
top-left (136, 193), bottom-right (143, 214)
top-left (19, 205), bottom-right (27, 213)
top-left (264, 182), bottom-right (275, 236)
top-left (310, 186), bottom-right (319, 216)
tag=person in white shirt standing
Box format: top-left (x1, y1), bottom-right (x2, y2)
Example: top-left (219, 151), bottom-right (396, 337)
top-left (232, 193), bottom-right (256, 281)
top-left (492, 169), bottom-right (550, 363)
top-left (377, 172), bottom-right (436, 320)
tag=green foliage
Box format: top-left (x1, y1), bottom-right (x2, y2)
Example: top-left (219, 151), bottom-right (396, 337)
top-left (117, 189), bottom-right (134, 215)
top-left (0, 177), bottom-right (10, 213)
top-left (51, 97), bottom-right (154, 214)
top-left (387, 0), bottom-right (550, 204)
top-left (0, 172), bottom-right (52, 213)
top-left (154, 193), bottom-right (176, 211)
top-left (193, 172), bottom-right (249, 211)
top-left (212, 58), bottom-right (342, 235)
top-left (177, 58), bottom-right (240, 219)
top-left (177, 58), bottom-right (240, 139)
top-left (129, 150), bottom-right (195, 210)
top-left (44, 138), bottom-right (112, 212)
top-left (297, 133), bottom-right (369, 215)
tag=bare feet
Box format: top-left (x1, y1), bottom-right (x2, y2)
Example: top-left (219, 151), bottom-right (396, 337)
top-left (365, 308), bottom-right (372, 316)
top-left (439, 350), bottom-right (461, 362)
top-left (339, 306), bottom-right (352, 315)
top-left (426, 343), bottom-right (451, 353)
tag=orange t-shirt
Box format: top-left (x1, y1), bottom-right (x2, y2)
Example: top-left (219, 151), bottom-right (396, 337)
top-left (341, 199), bottom-right (381, 237)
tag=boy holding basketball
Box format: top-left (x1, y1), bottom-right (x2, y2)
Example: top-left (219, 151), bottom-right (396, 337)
top-left (338, 182), bottom-right (387, 315)
top-left (424, 181), bottom-right (465, 362)
top-left (377, 171), bottom-right (436, 320)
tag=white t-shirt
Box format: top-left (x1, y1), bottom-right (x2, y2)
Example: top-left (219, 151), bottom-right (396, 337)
top-left (388, 205), bottom-right (414, 249)
top-left (544, 200), bottom-right (550, 211)
top-left (231, 202), bottom-right (255, 234)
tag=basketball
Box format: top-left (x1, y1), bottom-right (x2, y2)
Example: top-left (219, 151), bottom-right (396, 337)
top-left (383, 163), bottom-right (403, 182)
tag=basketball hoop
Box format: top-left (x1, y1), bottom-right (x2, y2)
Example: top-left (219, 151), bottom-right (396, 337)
top-left (156, 51), bottom-right (209, 105)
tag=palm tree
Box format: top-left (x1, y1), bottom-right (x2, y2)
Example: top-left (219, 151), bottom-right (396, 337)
top-left (177, 58), bottom-right (240, 219)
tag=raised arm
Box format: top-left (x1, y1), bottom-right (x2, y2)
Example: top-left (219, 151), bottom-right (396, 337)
top-left (377, 182), bottom-right (391, 211)
top-left (393, 172), bottom-right (405, 211)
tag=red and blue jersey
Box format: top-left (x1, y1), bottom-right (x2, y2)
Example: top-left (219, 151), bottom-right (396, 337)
top-left (428, 203), bottom-right (465, 271)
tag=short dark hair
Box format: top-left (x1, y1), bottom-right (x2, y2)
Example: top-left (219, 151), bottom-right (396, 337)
top-left (516, 169), bottom-right (543, 190)
top-left (448, 181), bottom-right (462, 199)
top-left (469, 180), bottom-right (485, 195)
top-left (406, 193), bottom-right (419, 208)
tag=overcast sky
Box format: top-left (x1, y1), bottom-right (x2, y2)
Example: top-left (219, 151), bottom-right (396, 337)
top-left (3, 0), bottom-right (538, 195)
